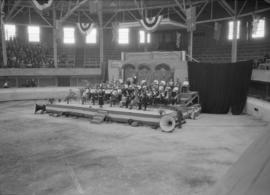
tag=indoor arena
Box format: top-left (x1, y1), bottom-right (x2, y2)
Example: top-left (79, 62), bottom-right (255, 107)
top-left (0, 0), bottom-right (270, 195)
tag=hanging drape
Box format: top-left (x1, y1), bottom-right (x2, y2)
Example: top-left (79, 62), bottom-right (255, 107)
top-left (77, 22), bottom-right (95, 35)
top-left (188, 61), bottom-right (253, 114)
top-left (139, 15), bottom-right (163, 32)
top-left (32, 0), bottom-right (53, 11)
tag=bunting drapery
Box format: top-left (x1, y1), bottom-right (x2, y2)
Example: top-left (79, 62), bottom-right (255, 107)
top-left (77, 22), bottom-right (95, 35)
top-left (32, 0), bottom-right (53, 11)
top-left (139, 15), bottom-right (163, 32)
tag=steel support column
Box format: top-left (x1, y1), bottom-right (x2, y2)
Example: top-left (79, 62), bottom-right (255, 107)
top-left (98, 1), bottom-right (105, 81)
top-left (231, 0), bottom-right (238, 63)
top-left (0, 0), bottom-right (7, 67)
top-left (231, 17), bottom-right (237, 62)
top-left (188, 30), bottom-right (193, 61)
top-left (53, 3), bottom-right (58, 68)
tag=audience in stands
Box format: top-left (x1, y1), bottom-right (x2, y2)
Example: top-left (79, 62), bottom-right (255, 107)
top-left (3, 80), bottom-right (9, 88)
top-left (5, 38), bottom-right (54, 68)
top-left (21, 79), bottom-right (37, 87)
top-left (263, 53), bottom-right (270, 63)
top-left (252, 53), bottom-right (270, 69)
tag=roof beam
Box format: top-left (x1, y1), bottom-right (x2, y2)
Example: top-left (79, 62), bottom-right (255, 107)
top-left (238, 0), bottom-right (247, 16)
top-left (60, 0), bottom-right (90, 23)
top-left (218, 0), bottom-right (235, 16)
top-left (174, 0), bottom-right (186, 15)
top-left (196, 0), bottom-right (208, 20)
top-left (104, 11), bottom-right (118, 27)
top-left (5, 0), bottom-right (22, 21)
top-left (6, 7), bottom-right (24, 22)
top-left (32, 8), bottom-right (52, 26)
top-left (82, 11), bottom-right (94, 22)
top-left (173, 7), bottom-right (186, 22)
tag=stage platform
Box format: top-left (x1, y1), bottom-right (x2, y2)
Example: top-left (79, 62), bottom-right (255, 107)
top-left (46, 102), bottom-right (177, 129)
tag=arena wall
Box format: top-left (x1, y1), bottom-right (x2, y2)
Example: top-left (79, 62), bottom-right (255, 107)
top-left (245, 97), bottom-right (270, 122)
top-left (0, 87), bottom-right (80, 102)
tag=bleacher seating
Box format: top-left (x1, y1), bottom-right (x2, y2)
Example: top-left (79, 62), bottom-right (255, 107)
top-left (3, 38), bottom-right (53, 68)
top-left (194, 42), bottom-right (270, 64)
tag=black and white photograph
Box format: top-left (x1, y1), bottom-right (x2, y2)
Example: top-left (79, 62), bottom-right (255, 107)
top-left (0, 0), bottom-right (270, 194)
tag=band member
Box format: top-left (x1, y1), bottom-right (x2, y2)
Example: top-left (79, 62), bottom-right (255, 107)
top-left (120, 94), bottom-right (127, 107)
top-left (182, 78), bottom-right (190, 93)
top-left (81, 88), bottom-right (89, 105)
top-left (98, 88), bottom-right (105, 108)
top-left (90, 88), bottom-right (97, 105)
top-left (133, 75), bottom-right (138, 84)
top-left (172, 87), bottom-right (178, 105)
top-left (141, 90), bottom-right (148, 111)
top-left (65, 89), bottom-right (77, 104)
top-left (165, 87), bottom-right (172, 105)
top-left (110, 88), bottom-right (118, 107)
top-left (129, 89), bottom-right (140, 109)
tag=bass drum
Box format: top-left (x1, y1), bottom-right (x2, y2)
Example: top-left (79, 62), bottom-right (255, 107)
top-left (159, 115), bottom-right (176, 133)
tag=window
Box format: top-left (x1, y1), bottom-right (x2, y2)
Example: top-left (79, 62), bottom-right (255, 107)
top-left (86, 28), bottom-right (97, 44)
top-left (147, 32), bottom-right (151, 43)
top-left (63, 27), bottom-right (75, 44)
top-left (4, 24), bottom-right (16, 40)
top-left (139, 30), bottom-right (145, 43)
top-left (252, 19), bottom-right (265, 38)
top-left (28, 26), bottom-right (40, 42)
top-left (118, 28), bottom-right (129, 44)
top-left (228, 20), bottom-right (240, 40)
top-left (139, 30), bottom-right (151, 44)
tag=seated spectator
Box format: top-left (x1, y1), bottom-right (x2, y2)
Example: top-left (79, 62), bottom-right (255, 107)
top-left (5, 38), bottom-right (52, 68)
top-left (264, 53), bottom-right (270, 63)
top-left (3, 81), bottom-right (9, 88)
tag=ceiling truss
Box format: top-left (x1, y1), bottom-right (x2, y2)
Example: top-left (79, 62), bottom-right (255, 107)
top-left (1, 0), bottom-right (270, 29)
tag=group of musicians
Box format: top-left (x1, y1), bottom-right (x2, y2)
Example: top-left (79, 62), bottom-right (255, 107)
top-left (80, 77), bottom-right (190, 110)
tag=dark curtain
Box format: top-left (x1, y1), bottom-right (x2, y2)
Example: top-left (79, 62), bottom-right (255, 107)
top-left (188, 61), bottom-right (252, 114)
top-left (230, 61), bottom-right (253, 114)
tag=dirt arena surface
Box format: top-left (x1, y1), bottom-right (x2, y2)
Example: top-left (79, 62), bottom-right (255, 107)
top-left (0, 101), bottom-right (268, 195)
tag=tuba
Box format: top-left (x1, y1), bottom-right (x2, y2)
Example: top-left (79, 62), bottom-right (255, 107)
top-left (159, 115), bottom-right (176, 132)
